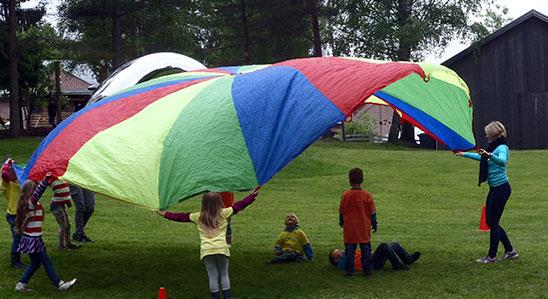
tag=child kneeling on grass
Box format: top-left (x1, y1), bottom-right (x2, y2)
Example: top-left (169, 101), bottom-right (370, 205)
top-left (158, 187), bottom-right (261, 299)
top-left (269, 212), bottom-right (314, 264)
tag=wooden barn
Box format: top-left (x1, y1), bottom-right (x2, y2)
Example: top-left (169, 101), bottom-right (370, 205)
top-left (443, 10), bottom-right (548, 149)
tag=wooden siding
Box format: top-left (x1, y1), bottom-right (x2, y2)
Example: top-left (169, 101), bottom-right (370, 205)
top-left (445, 17), bottom-right (548, 149)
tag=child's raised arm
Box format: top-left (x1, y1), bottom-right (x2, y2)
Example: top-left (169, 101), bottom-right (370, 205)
top-left (30, 173), bottom-right (52, 205)
top-left (159, 210), bottom-right (191, 222)
top-left (232, 186), bottom-right (261, 215)
top-left (1, 158), bottom-right (15, 182)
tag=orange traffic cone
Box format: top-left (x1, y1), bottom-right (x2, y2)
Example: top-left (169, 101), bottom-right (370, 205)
top-left (479, 206), bottom-right (490, 232)
top-left (158, 287), bottom-right (167, 299)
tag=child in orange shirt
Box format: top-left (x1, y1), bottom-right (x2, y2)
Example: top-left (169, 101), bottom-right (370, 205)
top-left (339, 167), bottom-right (377, 276)
top-left (219, 192), bottom-right (234, 246)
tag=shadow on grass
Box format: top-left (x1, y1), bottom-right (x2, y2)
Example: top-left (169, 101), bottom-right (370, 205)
top-left (8, 243), bottom-right (514, 299)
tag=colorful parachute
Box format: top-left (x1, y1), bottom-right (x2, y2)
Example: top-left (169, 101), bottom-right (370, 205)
top-left (22, 57), bottom-right (475, 210)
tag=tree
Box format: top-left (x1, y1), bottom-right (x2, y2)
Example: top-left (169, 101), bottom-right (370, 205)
top-left (327, 0), bottom-right (508, 143)
top-left (198, 0), bottom-right (316, 66)
top-left (7, 0), bottom-right (20, 137)
top-left (306, 0), bottom-right (322, 57)
top-left (1, 0), bottom-right (53, 137)
top-left (58, 0), bottom-right (204, 81)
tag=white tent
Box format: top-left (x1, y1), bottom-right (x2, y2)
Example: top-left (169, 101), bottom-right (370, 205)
top-left (88, 52), bottom-right (206, 105)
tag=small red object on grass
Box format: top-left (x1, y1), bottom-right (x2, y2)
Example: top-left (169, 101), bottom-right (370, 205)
top-left (158, 287), bottom-right (167, 299)
top-left (479, 206), bottom-right (490, 232)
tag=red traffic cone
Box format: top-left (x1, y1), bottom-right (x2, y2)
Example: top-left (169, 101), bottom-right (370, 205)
top-left (479, 206), bottom-right (490, 232)
top-left (158, 287), bottom-right (167, 299)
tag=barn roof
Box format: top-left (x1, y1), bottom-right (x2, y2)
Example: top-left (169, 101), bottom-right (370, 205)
top-left (443, 10), bottom-right (548, 66)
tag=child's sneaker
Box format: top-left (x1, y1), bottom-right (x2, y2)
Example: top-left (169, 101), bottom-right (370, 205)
top-left (58, 278), bottom-right (77, 291)
top-left (476, 256), bottom-right (497, 263)
top-left (410, 252), bottom-right (421, 263)
top-left (15, 282), bottom-right (31, 292)
top-left (67, 243), bottom-right (81, 249)
top-left (502, 250), bottom-right (519, 260)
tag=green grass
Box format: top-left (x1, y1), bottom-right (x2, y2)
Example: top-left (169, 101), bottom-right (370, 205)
top-left (0, 138), bottom-right (547, 298)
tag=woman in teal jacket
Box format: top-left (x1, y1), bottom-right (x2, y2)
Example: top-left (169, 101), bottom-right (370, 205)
top-left (456, 121), bottom-right (519, 263)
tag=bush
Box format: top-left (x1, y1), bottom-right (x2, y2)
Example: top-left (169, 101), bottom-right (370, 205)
top-left (345, 114), bottom-right (375, 135)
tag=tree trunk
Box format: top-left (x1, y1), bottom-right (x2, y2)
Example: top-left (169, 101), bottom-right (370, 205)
top-left (387, 112), bottom-right (400, 142)
top-left (8, 0), bottom-right (20, 138)
top-left (240, 0), bottom-right (251, 64)
top-left (388, 0), bottom-right (415, 144)
top-left (112, 8), bottom-right (122, 69)
top-left (55, 61), bottom-right (62, 124)
top-left (307, 0), bottom-right (322, 57)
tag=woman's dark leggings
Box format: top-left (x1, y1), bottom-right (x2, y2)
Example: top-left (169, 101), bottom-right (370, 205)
top-left (486, 182), bottom-right (513, 258)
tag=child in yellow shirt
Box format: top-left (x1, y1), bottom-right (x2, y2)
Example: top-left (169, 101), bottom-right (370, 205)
top-left (1, 158), bottom-right (24, 268)
top-left (270, 212), bottom-right (314, 263)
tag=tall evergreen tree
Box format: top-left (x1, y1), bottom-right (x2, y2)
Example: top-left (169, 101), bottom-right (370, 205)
top-left (1, 0), bottom-right (54, 137)
top-left (58, 0), bottom-right (202, 81)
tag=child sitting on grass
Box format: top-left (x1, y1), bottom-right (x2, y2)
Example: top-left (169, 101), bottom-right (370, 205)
top-left (269, 212), bottom-right (314, 263)
top-left (339, 167), bottom-right (377, 276)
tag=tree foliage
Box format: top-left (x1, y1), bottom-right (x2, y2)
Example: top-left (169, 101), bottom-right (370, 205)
top-left (57, 0), bottom-right (327, 77)
top-left (1, 0), bottom-right (62, 136)
top-left (327, 0), bottom-right (506, 60)
top-left (0, 1), bottom-right (55, 93)
top-left (197, 0), bottom-right (313, 66)
top-left (325, 0), bottom-right (508, 143)
top-left (58, 0), bottom-right (205, 81)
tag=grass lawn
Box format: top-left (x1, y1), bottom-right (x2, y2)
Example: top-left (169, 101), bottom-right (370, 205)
top-left (0, 137), bottom-right (547, 298)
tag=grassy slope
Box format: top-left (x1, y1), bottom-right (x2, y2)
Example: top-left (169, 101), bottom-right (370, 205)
top-left (0, 138), bottom-right (546, 298)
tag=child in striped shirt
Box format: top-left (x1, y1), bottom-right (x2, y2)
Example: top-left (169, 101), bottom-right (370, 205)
top-left (14, 173), bottom-right (77, 292)
top-left (50, 179), bottom-right (80, 250)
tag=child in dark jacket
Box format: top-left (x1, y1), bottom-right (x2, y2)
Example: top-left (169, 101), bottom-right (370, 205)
top-left (269, 212), bottom-right (314, 263)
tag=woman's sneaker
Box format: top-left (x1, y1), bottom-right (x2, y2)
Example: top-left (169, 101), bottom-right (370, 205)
top-left (15, 282), bottom-right (31, 292)
top-left (502, 250), bottom-right (519, 260)
top-left (58, 278), bottom-right (77, 291)
top-left (476, 256), bottom-right (497, 263)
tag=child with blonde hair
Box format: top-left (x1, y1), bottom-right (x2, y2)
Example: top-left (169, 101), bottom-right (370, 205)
top-left (159, 187), bottom-right (260, 299)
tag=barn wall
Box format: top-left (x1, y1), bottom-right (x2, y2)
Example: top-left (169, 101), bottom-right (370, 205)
top-left (445, 17), bottom-right (548, 149)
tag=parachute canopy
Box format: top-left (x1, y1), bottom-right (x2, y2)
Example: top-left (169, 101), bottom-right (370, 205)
top-left (23, 57), bottom-right (475, 210)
